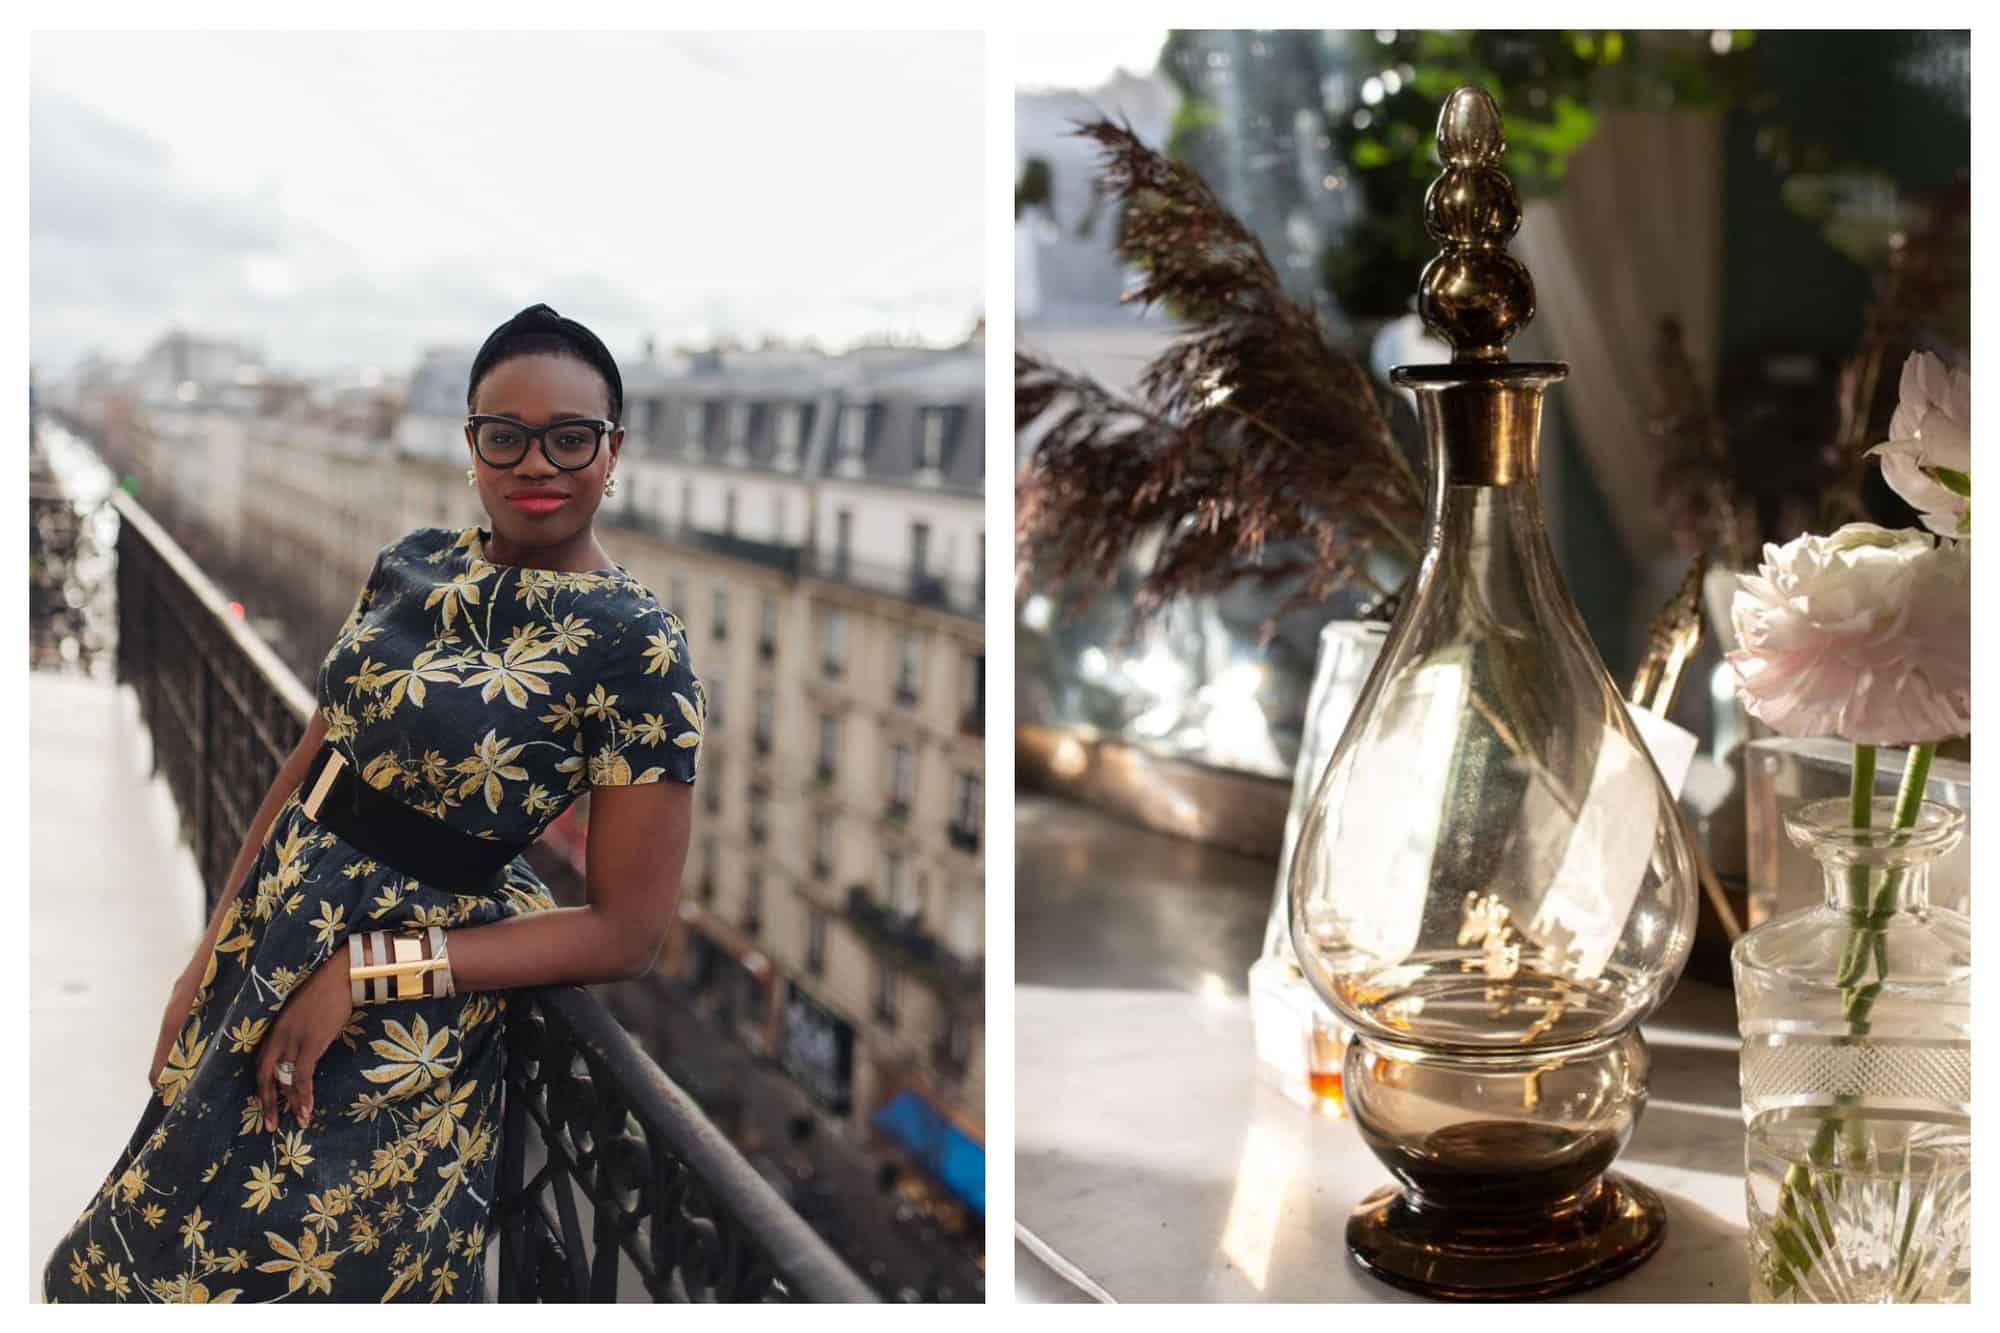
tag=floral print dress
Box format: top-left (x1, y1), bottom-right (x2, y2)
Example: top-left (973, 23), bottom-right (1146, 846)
top-left (45, 525), bottom-right (703, 1303)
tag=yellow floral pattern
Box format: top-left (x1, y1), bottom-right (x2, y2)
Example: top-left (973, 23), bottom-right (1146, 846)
top-left (43, 526), bottom-right (701, 1302)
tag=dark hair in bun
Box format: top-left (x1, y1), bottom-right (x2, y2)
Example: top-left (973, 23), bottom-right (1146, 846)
top-left (467, 303), bottom-right (623, 421)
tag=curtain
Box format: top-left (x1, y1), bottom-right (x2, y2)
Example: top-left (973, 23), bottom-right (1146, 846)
top-left (1515, 107), bottom-right (1727, 572)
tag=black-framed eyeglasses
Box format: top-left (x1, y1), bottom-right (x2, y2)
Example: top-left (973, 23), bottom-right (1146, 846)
top-left (466, 415), bottom-right (616, 471)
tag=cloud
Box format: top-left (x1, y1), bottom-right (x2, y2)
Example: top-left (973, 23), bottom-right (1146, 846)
top-left (28, 33), bottom-right (983, 379)
top-left (30, 87), bottom-right (798, 375)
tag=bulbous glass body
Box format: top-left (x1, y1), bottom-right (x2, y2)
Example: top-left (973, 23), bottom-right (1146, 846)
top-left (1290, 377), bottom-right (1698, 1051)
top-left (1287, 366), bottom-right (1699, 1297)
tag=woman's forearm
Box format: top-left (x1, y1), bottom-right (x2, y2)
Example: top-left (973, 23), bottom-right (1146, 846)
top-left (437, 904), bottom-right (660, 991)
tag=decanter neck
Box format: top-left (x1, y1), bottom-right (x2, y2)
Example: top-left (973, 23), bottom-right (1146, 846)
top-left (1397, 363), bottom-right (1568, 487)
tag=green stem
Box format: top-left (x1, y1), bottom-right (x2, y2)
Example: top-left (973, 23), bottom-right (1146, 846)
top-left (1849, 744), bottom-right (1878, 828)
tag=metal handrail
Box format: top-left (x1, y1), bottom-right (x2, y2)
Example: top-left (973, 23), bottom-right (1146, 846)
top-left (106, 490), bottom-right (875, 1303)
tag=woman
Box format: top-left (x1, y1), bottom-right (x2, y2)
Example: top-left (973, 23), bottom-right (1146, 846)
top-left (44, 305), bottom-right (703, 1303)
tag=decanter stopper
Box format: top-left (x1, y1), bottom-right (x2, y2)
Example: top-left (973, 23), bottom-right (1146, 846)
top-left (1415, 86), bottom-right (1535, 363)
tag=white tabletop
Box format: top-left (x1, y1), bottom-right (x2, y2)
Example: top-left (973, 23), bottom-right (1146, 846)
top-left (1016, 979), bottom-right (1752, 1303)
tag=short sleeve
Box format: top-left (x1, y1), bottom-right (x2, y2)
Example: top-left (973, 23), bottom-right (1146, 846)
top-left (579, 606), bottom-right (703, 787)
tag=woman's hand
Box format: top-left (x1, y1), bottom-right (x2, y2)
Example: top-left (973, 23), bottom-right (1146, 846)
top-left (255, 949), bottom-right (354, 1131)
top-left (147, 965), bottom-right (206, 1089)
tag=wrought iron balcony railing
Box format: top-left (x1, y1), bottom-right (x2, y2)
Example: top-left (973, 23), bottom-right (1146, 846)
top-left (842, 887), bottom-right (983, 1002)
top-left (606, 511), bottom-right (805, 579)
top-left (801, 550), bottom-right (980, 622)
top-left (947, 822), bottom-right (980, 855)
top-left (107, 490), bottom-right (874, 1303)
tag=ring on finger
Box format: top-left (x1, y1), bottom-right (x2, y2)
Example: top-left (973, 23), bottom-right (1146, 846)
top-left (275, 1059), bottom-right (296, 1088)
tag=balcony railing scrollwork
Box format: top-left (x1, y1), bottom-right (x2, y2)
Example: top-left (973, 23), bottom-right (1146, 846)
top-left (802, 550), bottom-right (979, 622)
top-left (843, 887), bottom-right (983, 1003)
top-left (107, 490), bottom-right (874, 1304)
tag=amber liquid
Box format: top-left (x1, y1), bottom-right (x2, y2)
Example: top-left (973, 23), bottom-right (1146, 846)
top-left (1307, 1070), bottom-right (1347, 1113)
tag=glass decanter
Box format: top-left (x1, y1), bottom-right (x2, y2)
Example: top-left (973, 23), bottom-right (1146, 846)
top-left (1287, 87), bottom-right (1699, 1300)
top-left (1734, 797), bottom-right (1970, 1303)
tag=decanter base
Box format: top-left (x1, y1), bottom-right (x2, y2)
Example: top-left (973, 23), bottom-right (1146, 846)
top-left (1346, 1171), bottom-right (1666, 1301)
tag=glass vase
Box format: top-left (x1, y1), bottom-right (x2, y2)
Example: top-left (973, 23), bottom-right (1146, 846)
top-left (1732, 796), bottom-right (1971, 1303)
top-left (1251, 621), bottom-right (1387, 1113)
top-left (1286, 85), bottom-right (1699, 1299)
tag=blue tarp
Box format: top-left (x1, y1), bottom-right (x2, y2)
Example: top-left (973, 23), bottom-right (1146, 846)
top-left (871, 1090), bottom-right (985, 1216)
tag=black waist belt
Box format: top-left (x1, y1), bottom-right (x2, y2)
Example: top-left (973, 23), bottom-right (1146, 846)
top-left (297, 742), bottom-right (529, 893)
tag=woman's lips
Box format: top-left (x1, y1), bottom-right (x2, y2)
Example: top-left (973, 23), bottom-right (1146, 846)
top-left (507, 493), bottom-right (567, 515)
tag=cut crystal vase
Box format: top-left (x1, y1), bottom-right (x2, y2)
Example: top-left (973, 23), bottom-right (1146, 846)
top-left (1287, 86), bottom-right (1699, 1300)
top-left (1733, 797), bottom-right (1970, 1303)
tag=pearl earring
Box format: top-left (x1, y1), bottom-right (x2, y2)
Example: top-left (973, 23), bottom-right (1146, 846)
top-left (603, 474), bottom-right (618, 498)
top-left (466, 468), bottom-right (476, 487)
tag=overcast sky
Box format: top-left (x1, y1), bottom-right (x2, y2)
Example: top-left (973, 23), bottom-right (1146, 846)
top-left (1013, 31), bottom-right (1165, 92)
top-left (30, 30), bottom-right (984, 379)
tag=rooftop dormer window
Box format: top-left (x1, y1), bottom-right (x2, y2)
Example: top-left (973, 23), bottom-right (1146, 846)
top-left (835, 403), bottom-right (872, 477)
top-left (681, 400), bottom-right (706, 456)
top-left (725, 401), bottom-right (751, 465)
top-left (774, 403), bottom-right (804, 471)
top-left (918, 406), bottom-right (956, 478)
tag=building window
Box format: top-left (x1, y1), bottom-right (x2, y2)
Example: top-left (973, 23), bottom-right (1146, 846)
top-left (833, 509), bottom-right (853, 576)
top-left (909, 520), bottom-right (932, 581)
top-left (775, 403), bottom-right (803, 469)
top-left (703, 759), bottom-right (723, 815)
top-left (814, 811), bottom-right (834, 878)
top-left (698, 838), bottom-right (717, 901)
top-left (669, 573), bottom-right (689, 616)
top-left (888, 744), bottom-right (915, 813)
top-left (822, 609), bottom-right (847, 676)
top-left (759, 595), bottom-right (779, 658)
top-left (918, 407), bottom-right (953, 473)
top-left (712, 586), bottom-right (729, 642)
top-left (951, 773), bottom-right (981, 852)
top-left (744, 870), bottom-right (763, 934)
top-left (707, 678), bottom-right (724, 733)
top-left (961, 652), bottom-right (984, 733)
top-left (754, 689), bottom-right (774, 753)
top-left (748, 783), bottom-right (769, 846)
top-left (816, 715), bottom-right (839, 781)
top-left (883, 852), bottom-right (918, 918)
top-left (895, 631), bottom-right (922, 706)
top-left (723, 489), bottom-right (738, 535)
top-left (838, 403), bottom-right (870, 470)
top-left (806, 908), bottom-right (827, 975)
top-left (938, 1010), bottom-right (973, 1071)
top-left (682, 401), bottom-right (705, 453)
top-left (680, 479), bottom-right (693, 528)
top-left (728, 401), bottom-right (751, 450)
top-left (874, 966), bottom-right (899, 1026)
top-left (949, 889), bottom-right (982, 959)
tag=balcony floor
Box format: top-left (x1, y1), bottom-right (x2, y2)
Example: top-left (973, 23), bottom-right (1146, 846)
top-left (29, 673), bottom-right (208, 1299)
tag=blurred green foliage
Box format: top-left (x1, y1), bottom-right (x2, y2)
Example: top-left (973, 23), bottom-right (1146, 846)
top-left (1163, 29), bottom-right (1759, 320)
